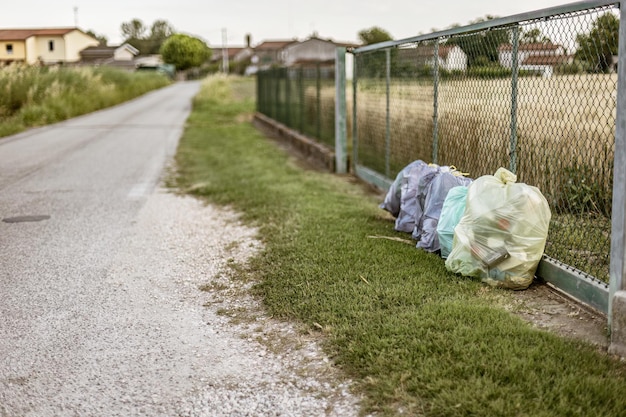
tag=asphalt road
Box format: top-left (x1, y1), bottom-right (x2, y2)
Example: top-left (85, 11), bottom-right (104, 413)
top-left (0, 81), bottom-right (201, 414)
top-left (0, 81), bottom-right (359, 416)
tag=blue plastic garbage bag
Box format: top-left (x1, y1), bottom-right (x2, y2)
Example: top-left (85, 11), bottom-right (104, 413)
top-left (436, 185), bottom-right (470, 258)
top-left (396, 163), bottom-right (439, 234)
top-left (380, 160), bottom-right (425, 218)
top-left (416, 172), bottom-right (472, 252)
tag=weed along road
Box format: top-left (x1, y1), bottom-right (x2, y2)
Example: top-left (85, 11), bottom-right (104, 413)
top-left (0, 81), bottom-right (358, 416)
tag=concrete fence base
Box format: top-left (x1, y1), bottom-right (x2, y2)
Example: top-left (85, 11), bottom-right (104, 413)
top-left (253, 112), bottom-right (337, 172)
top-left (610, 291), bottom-right (626, 358)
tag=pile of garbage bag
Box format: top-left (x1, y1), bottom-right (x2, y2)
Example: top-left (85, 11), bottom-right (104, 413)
top-left (381, 163), bottom-right (551, 290)
top-left (380, 160), bottom-right (472, 252)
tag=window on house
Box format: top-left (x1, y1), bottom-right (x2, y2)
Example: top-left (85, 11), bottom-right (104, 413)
top-left (48, 40), bottom-right (54, 52)
top-left (6, 44), bottom-right (13, 55)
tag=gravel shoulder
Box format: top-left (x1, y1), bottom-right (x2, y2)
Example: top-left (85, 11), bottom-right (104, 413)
top-left (1, 188), bottom-right (361, 417)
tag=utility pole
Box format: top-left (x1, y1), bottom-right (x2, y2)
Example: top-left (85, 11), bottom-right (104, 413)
top-left (222, 28), bottom-right (229, 74)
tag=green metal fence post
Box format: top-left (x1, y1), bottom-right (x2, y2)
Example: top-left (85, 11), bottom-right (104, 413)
top-left (432, 42), bottom-right (440, 165)
top-left (609, 2), bottom-right (626, 355)
top-left (298, 68), bottom-right (304, 133)
top-left (285, 68), bottom-right (291, 127)
top-left (335, 47), bottom-right (348, 174)
top-left (385, 48), bottom-right (391, 178)
top-left (510, 25), bottom-right (520, 174)
top-left (256, 71), bottom-right (261, 113)
top-left (273, 68), bottom-right (279, 120)
top-left (316, 63), bottom-right (322, 140)
top-left (352, 54), bottom-right (358, 171)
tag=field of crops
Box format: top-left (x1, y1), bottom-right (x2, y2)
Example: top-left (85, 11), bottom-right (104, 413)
top-left (353, 74), bottom-right (615, 197)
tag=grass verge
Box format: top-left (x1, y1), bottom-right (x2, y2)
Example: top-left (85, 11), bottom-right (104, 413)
top-left (173, 75), bottom-right (626, 417)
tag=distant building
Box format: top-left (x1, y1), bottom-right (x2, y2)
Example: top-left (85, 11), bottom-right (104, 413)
top-left (498, 42), bottom-right (572, 76)
top-left (213, 33), bottom-right (358, 75)
top-left (0, 27), bottom-right (99, 65)
top-left (413, 44), bottom-right (468, 72)
top-left (79, 43), bottom-right (139, 70)
top-left (280, 35), bottom-right (357, 67)
top-left (396, 43), bottom-right (468, 73)
top-left (80, 43), bottom-right (139, 63)
top-left (253, 39), bottom-right (297, 68)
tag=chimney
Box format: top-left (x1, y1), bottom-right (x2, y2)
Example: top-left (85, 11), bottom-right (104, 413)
top-left (245, 34), bottom-right (252, 48)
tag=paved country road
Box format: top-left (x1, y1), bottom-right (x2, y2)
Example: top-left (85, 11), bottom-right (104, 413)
top-left (0, 82), bottom-right (360, 416)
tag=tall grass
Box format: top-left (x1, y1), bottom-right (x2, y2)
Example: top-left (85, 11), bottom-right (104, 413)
top-left (0, 65), bottom-right (170, 138)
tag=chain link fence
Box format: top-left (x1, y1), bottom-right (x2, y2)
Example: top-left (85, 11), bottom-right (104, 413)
top-left (257, 65), bottom-right (336, 149)
top-left (352, 2), bottom-right (619, 284)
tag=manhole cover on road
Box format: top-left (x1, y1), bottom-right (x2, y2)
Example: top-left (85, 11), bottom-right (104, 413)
top-left (2, 215), bottom-right (51, 223)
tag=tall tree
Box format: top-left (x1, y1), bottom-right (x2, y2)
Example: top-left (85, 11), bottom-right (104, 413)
top-left (121, 19), bottom-right (147, 40)
top-left (356, 27), bottom-right (394, 78)
top-left (120, 19), bottom-right (175, 55)
top-left (520, 28), bottom-right (552, 44)
top-left (86, 30), bottom-right (107, 46)
top-left (358, 27), bottom-right (393, 45)
top-left (446, 16), bottom-right (510, 67)
top-left (150, 20), bottom-right (174, 42)
top-left (145, 20), bottom-right (176, 54)
top-left (576, 12), bottom-right (619, 73)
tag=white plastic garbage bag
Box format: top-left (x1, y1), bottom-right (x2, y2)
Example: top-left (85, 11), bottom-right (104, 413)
top-left (445, 168), bottom-right (551, 290)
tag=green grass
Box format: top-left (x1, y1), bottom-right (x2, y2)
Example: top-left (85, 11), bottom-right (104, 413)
top-left (0, 65), bottom-right (170, 138)
top-left (173, 75), bottom-right (626, 417)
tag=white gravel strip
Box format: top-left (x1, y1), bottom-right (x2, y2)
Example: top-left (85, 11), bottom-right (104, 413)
top-left (0, 188), bottom-right (361, 417)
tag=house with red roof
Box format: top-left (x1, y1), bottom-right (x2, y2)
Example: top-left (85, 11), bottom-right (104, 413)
top-left (498, 42), bottom-right (572, 76)
top-left (0, 27), bottom-right (99, 65)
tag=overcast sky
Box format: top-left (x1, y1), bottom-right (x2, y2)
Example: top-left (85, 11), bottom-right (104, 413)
top-left (2, 0), bottom-right (576, 47)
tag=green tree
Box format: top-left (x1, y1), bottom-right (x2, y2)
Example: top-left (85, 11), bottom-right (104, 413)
top-left (86, 30), bottom-right (107, 46)
top-left (121, 19), bottom-right (147, 40)
top-left (520, 28), bottom-right (552, 44)
top-left (576, 12), bottom-right (619, 73)
top-left (144, 20), bottom-right (175, 54)
top-left (358, 27), bottom-right (393, 45)
top-left (120, 19), bottom-right (175, 55)
top-left (446, 16), bottom-right (511, 67)
top-left (355, 27), bottom-right (394, 78)
top-left (160, 34), bottom-right (211, 71)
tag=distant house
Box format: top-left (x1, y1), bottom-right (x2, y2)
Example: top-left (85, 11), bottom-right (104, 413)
top-left (254, 39), bottom-right (296, 68)
top-left (80, 43), bottom-right (139, 62)
top-left (213, 34), bottom-right (358, 75)
top-left (280, 35), bottom-right (357, 67)
top-left (80, 43), bottom-right (139, 69)
top-left (416, 44), bottom-right (467, 72)
top-left (0, 27), bottom-right (99, 65)
top-left (399, 44), bottom-right (468, 72)
top-left (498, 42), bottom-right (572, 76)
top-left (211, 46), bottom-right (254, 69)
